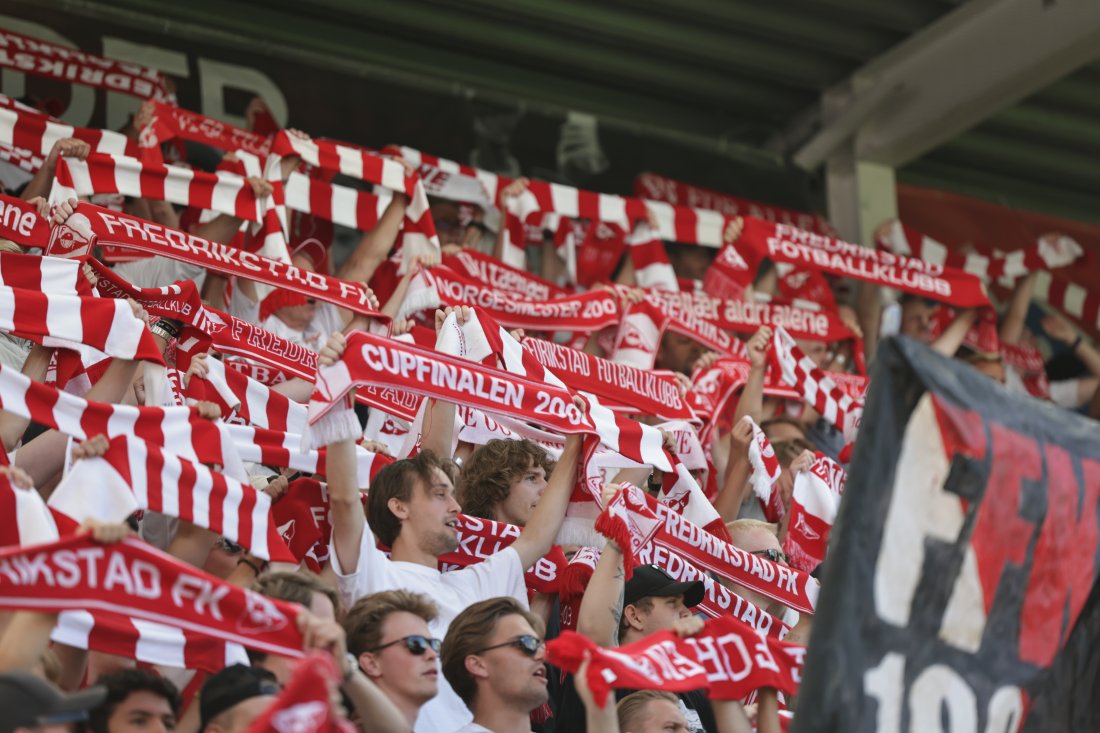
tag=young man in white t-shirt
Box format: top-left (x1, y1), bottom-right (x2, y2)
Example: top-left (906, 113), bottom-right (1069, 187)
top-left (320, 331), bottom-right (582, 733)
top-left (440, 596), bottom-right (548, 733)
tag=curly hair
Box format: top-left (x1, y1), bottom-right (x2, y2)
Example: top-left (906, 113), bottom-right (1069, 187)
top-left (457, 440), bottom-right (554, 521)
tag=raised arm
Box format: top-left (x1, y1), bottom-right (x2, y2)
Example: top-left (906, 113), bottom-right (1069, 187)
top-left (931, 308), bottom-right (978, 357)
top-left (317, 332), bottom-right (369, 575)
top-left (336, 193), bottom-right (409, 284)
top-left (733, 326), bottom-right (771, 425)
top-left (714, 417), bottom-right (753, 524)
top-left (576, 540), bottom-right (624, 648)
top-left (510, 430), bottom-right (583, 569)
top-left (999, 272), bottom-right (1038, 345)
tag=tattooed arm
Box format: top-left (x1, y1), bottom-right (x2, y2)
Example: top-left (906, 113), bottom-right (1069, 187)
top-left (576, 542), bottom-right (625, 648)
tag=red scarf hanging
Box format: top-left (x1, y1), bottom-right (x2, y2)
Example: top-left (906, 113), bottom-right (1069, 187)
top-left (50, 435), bottom-right (295, 562)
top-left (547, 614), bottom-right (804, 707)
top-left (0, 29), bottom-right (169, 100)
top-left (783, 454), bottom-right (846, 574)
top-left (596, 484), bottom-right (818, 615)
top-left (405, 265), bottom-right (621, 333)
top-left (443, 248), bottom-right (568, 301)
top-left (139, 101), bottom-right (272, 163)
top-left (769, 326), bottom-right (863, 442)
top-left (244, 652), bottom-right (355, 733)
top-left (722, 217), bottom-right (990, 308)
top-left (0, 535), bottom-right (305, 657)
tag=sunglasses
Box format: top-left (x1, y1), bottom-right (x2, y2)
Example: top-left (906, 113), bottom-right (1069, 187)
top-left (475, 634), bottom-right (545, 658)
top-left (368, 634), bottom-right (442, 656)
top-left (751, 548), bottom-right (788, 564)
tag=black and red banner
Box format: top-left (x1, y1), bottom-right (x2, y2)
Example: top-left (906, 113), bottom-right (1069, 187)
top-left (793, 336), bottom-right (1100, 733)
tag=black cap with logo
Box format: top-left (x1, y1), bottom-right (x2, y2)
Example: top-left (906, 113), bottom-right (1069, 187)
top-left (624, 564), bottom-right (705, 608)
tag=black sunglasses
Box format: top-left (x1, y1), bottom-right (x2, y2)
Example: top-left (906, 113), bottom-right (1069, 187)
top-left (368, 634), bottom-right (441, 656)
top-left (752, 548), bottom-right (788, 564)
top-left (475, 634), bottom-right (545, 658)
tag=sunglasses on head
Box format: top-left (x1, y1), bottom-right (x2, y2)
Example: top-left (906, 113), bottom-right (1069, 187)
top-left (751, 548), bottom-right (788, 564)
top-left (368, 634), bottom-right (441, 656)
top-left (475, 634), bottom-right (544, 658)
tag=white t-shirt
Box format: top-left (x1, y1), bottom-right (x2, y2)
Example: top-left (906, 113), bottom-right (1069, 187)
top-left (330, 528), bottom-right (528, 733)
top-left (113, 257), bottom-right (207, 290)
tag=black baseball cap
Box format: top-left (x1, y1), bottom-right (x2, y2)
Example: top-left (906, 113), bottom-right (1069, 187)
top-left (624, 564), bottom-right (705, 608)
top-left (199, 664), bottom-right (279, 728)
top-left (0, 672), bottom-right (105, 733)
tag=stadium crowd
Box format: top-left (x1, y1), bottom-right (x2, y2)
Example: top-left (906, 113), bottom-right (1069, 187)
top-left (0, 23), bottom-right (1095, 733)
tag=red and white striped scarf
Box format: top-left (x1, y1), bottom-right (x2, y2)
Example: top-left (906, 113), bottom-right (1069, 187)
top-left (0, 28), bottom-right (169, 100)
top-left (0, 535), bottom-right (306, 658)
top-left (611, 298), bottom-right (747, 371)
top-left (283, 171), bottom-right (392, 232)
top-left (0, 95), bottom-right (138, 157)
top-left (52, 610), bottom-right (249, 673)
top-left (0, 361), bottom-right (244, 476)
top-left (627, 222), bottom-right (678, 291)
top-left (783, 454), bottom-right (846, 574)
top-left (382, 145), bottom-right (502, 205)
top-left (770, 326), bottom-right (862, 442)
top-left (0, 284), bottom-right (163, 364)
top-left (268, 132), bottom-right (439, 267)
top-left (877, 219), bottom-right (1085, 285)
top-left (745, 417), bottom-right (784, 522)
top-left (0, 140), bottom-right (44, 174)
top-left (0, 472), bottom-right (61, 546)
top-left (49, 434), bottom-right (295, 562)
top-left (52, 153), bottom-right (265, 223)
top-left (686, 358), bottom-right (752, 446)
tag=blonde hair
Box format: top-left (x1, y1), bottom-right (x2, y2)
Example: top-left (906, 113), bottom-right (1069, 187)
top-left (617, 690), bottom-right (679, 732)
top-left (726, 518), bottom-right (780, 539)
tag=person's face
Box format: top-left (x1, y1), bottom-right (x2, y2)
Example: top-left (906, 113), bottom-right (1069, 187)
top-left (429, 201), bottom-right (467, 247)
top-left (202, 540), bottom-right (240, 580)
top-left (362, 611), bottom-right (439, 707)
top-left (402, 468), bottom-right (461, 556)
top-left (900, 299), bottom-right (936, 343)
top-left (625, 698), bottom-right (690, 733)
top-left (795, 339), bottom-right (829, 369)
top-left (656, 333), bottom-right (704, 375)
top-left (475, 614), bottom-right (548, 711)
top-left (630, 595), bottom-right (690, 636)
top-left (207, 696), bottom-right (275, 733)
top-left (668, 248), bottom-right (713, 281)
top-left (497, 460), bottom-right (548, 527)
top-left (726, 526), bottom-right (787, 613)
top-left (107, 690), bottom-right (177, 733)
top-left (762, 421), bottom-right (804, 444)
top-left (275, 302), bottom-right (315, 332)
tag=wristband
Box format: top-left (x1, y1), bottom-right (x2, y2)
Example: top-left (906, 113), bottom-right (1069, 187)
top-left (150, 317), bottom-right (181, 341)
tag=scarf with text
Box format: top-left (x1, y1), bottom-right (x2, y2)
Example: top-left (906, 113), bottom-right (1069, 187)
top-left (783, 454), bottom-right (846, 574)
top-left (67, 203), bottom-right (386, 320)
top-left (720, 217), bottom-right (990, 308)
top-left (645, 287), bottom-right (855, 343)
top-left (443, 248), bottom-right (568, 301)
top-left (522, 336), bottom-right (693, 421)
top-left (403, 264), bottom-right (621, 333)
top-left (1000, 341), bottom-right (1051, 399)
top-left (0, 535), bottom-right (305, 657)
top-left (49, 435), bottom-right (295, 562)
top-left (0, 194), bottom-right (51, 245)
top-left (596, 484), bottom-right (818, 614)
top-left (686, 358), bottom-right (752, 446)
top-left (139, 101), bottom-right (272, 162)
top-left (0, 29), bottom-right (169, 100)
top-left (547, 614), bottom-right (804, 706)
